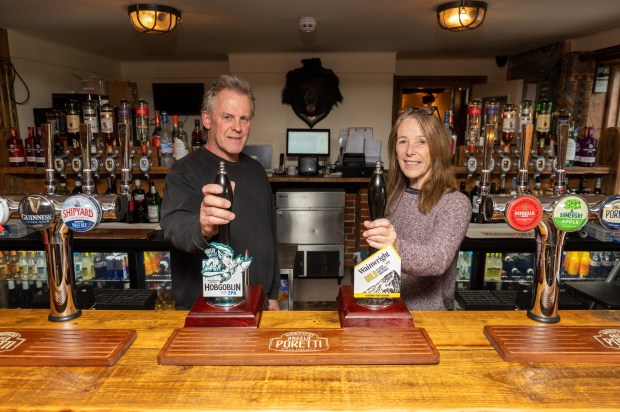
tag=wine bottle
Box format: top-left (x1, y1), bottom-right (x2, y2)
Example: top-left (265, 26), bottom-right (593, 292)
top-left (214, 161), bottom-right (233, 244)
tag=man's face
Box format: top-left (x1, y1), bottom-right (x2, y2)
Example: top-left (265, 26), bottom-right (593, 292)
top-left (203, 89), bottom-right (253, 162)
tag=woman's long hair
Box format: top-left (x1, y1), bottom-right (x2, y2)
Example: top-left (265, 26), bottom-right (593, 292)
top-left (385, 111), bottom-right (457, 215)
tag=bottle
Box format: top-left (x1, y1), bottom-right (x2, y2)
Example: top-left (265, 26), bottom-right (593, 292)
top-left (93, 253), bottom-right (107, 280)
top-left (578, 251), bottom-right (590, 277)
top-left (191, 119), bottom-right (203, 152)
top-left (577, 175), bottom-right (587, 194)
top-left (73, 252), bottom-right (83, 282)
top-left (159, 111), bottom-right (174, 167)
top-left (594, 177), bottom-right (602, 194)
top-left (490, 182), bottom-right (497, 195)
top-left (497, 178), bottom-right (507, 195)
top-left (510, 176), bottom-right (517, 196)
top-left (589, 251), bottom-right (602, 278)
top-left (72, 179), bottom-right (83, 194)
top-left (172, 115), bottom-right (187, 160)
top-left (214, 161), bottom-right (233, 244)
top-left (535, 98), bottom-right (552, 155)
top-left (484, 98), bottom-right (501, 144)
top-left (65, 99), bottom-right (81, 157)
top-left (151, 111), bottom-right (161, 163)
top-left (132, 179), bottom-right (146, 223)
top-left (100, 102), bottom-right (116, 155)
top-left (7, 128), bottom-right (26, 167)
top-left (459, 181), bottom-right (469, 197)
top-left (7, 251), bottom-right (19, 279)
top-left (34, 127), bottom-right (45, 167)
top-left (82, 99), bottom-right (100, 156)
top-left (104, 176), bottom-right (116, 195)
top-left (470, 179), bottom-right (480, 223)
top-left (135, 99), bottom-right (150, 156)
top-left (565, 122), bottom-right (577, 167)
top-left (7, 279), bottom-right (20, 308)
top-left (465, 99), bottom-right (482, 150)
top-left (444, 111), bottom-right (458, 163)
top-left (35, 251), bottom-right (47, 281)
top-left (532, 176), bottom-right (542, 195)
top-left (57, 176), bottom-right (70, 194)
top-left (25, 127), bottom-right (36, 166)
top-left (116, 99), bottom-right (134, 148)
top-left (580, 127), bottom-right (597, 167)
top-left (500, 103), bottom-right (516, 152)
top-left (146, 181), bottom-right (162, 223)
top-left (566, 252), bottom-right (580, 276)
top-left (81, 252), bottom-right (94, 281)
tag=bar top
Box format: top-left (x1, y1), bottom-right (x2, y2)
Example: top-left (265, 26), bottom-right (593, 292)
top-left (0, 309), bottom-right (619, 411)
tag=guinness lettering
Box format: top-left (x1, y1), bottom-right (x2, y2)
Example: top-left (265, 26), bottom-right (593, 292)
top-left (18, 195), bottom-right (55, 230)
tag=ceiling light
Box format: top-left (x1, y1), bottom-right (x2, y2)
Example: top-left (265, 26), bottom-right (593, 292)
top-left (436, 1), bottom-right (487, 32)
top-left (298, 16), bottom-right (317, 33)
top-left (128, 4), bottom-right (181, 35)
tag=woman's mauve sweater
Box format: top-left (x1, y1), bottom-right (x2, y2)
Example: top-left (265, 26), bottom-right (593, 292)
top-left (389, 188), bottom-right (471, 310)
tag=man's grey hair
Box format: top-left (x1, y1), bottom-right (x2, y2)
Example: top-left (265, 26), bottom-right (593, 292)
top-left (201, 73), bottom-right (256, 117)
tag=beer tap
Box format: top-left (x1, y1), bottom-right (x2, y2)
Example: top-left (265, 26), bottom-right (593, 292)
top-left (0, 123), bottom-right (125, 322)
top-left (79, 124), bottom-right (96, 195)
top-left (480, 121), bottom-right (619, 323)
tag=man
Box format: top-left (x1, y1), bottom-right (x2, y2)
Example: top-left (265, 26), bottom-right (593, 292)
top-left (160, 74), bottom-right (280, 310)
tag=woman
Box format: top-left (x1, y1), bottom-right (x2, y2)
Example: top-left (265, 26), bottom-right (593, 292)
top-left (362, 108), bottom-right (471, 310)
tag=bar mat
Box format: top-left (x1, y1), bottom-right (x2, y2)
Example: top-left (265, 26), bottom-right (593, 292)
top-left (0, 329), bottom-right (137, 366)
top-left (30, 288), bottom-right (157, 310)
top-left (456, 289), bottom-right (585, 311)
top-left (74, 228), bottom-right (154, 239)
top-left (484, 325), bottom-right (620, 363)
top-left (159, 327), bottom-right (439, 366)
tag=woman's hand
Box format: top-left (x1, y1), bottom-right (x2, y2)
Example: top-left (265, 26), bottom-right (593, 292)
top-left (199, 181), bottom-right (236, 238)
top-left (362, 218), bottom-right (399, 251)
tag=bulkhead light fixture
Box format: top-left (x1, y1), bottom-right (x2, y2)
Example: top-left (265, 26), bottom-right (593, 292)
top-left (436, 1), bottom-right (487, 32)
top-left (128, 3), bottom-right (181, 35)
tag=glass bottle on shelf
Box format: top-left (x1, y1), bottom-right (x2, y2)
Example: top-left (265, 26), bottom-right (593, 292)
top-left (594, 177), bottom-right (602, 194)
top-left (104, 176), bottom-right (116, 195)
top-left (82, 99), bottom-right (100, 157)
top-left (146, 181), bottom-right (162, 223)
top-left (57, 176), bottom-right (70, 194)
top-left (191, 119), bottom-right (203, 152)
top-left (135, 99), bottom-right (150, 155)
top-left (465, 99), bottom-right (482, 151)
top-left (500, 103), bottom-right (516, 152)
top-left (535, 98), bottom-right (552, 155)
top-left (100, 102), bottom-right (116, 155)
top-left (565, 122), bottom-right (577, 167)
top-left (34, 127), bottom-right (45, 167)
top-left (65, 99), bottom-right (81, 157)
top-left (159, 111), bottom-right (174, 168)
top-left (8, 128), bottom-right (26, 167)
top-left (25, 127), bottom-right (36, 166)
top-left (132, 179), bottom-right (146, 223)
top-left (151, 110), bottom-right (161, 164)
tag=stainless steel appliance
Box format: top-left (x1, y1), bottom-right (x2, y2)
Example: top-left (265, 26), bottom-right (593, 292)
top-left (276, 190), bottom-right (344, 278)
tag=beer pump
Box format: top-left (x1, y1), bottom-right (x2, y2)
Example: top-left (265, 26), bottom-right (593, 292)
top-left (0, 123), bottom-right (125, 322)
top-left (478, 121), bottom-right (619, 323)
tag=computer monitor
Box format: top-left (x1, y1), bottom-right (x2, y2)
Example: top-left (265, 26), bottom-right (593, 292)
top-left (286, 129), bottom-right (330, 157)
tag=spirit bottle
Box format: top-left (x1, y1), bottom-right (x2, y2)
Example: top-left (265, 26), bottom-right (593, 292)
top-left (65, 99), bottom-right (81, 157)
top-left (132, 179), bottom-right (146, 223)
top-left (191, 119), bottom-right (203, 152)
top-left (214, 161), bottom-right (233, 244)
top-left (146, 181), bottom-right (162, 223)
top-left (25, 127), bottom-right (36, 166)
top-left (159, 111), bottom-right (174, 167)
top-left (116, 99), bottom-right (134, 148)
top-left (151, 110), bottom-right (161, 163)
top-left (484, 98), bottom-right (501, 144)
top-left (535, 98), bottom-right (552, 155)
top-left (466, 99), bottom-right (482, 150)
top-left (100, 102), bottom-right (116, 155)
top-left (135, 99), bottom-right (150, 155)
top-left (82, 99), bottom-right (100, 157)
top-left (34, 127), bottom-right (45, 167)
top-left (500, 103), bottom-right (516, 152)
top-left (565, 123), bottom-right (577, 167)
top-left (444, 110), bottom-right (458, 163)
top-left (7, 128), bottom-right (26, 167)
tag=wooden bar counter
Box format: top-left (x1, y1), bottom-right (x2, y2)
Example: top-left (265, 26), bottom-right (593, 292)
top-left (0, 309), bottom-right (618, 411)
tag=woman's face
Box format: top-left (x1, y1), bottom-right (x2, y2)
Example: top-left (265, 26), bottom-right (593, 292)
top-left (395, 117), bottom-right (432, 189)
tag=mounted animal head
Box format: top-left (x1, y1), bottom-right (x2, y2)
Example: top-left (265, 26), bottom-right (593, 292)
top-left (282, 58), bottom-right (343, 128)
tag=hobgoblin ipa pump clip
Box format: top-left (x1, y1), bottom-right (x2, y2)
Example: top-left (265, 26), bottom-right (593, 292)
top-left (201, 161), bottom-right (252, 307)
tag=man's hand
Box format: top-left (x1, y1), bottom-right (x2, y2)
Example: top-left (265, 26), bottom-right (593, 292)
top-left (200, 181), bottom-right (236, 238)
